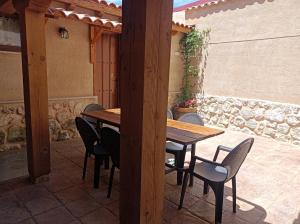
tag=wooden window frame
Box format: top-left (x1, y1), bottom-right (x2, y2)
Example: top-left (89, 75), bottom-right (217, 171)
top-left (0, 44), bottom-right (21, 52)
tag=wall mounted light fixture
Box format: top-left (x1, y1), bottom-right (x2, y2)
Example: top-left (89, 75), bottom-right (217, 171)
top-left (58, 27), bottom-right (69, 39)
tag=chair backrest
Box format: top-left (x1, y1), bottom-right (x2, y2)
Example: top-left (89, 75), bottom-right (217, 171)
top-left (221, 138), bottom-right (254, 180)
top-left (178, 113), bottom-right (204, 126)
top-left (167, 109), bottom-right (173, 119)
top-left (83, 104), bottom-right (104, 124)
top-left (75, 117), bottom-right (100, 152)
top-left (101, 127), bottom-right (120, 168)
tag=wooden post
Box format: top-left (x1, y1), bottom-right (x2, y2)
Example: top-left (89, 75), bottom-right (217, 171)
top-left (13, 0), bottom-right (52, 182)
top-left (120, 0), bottom-right (173, 223)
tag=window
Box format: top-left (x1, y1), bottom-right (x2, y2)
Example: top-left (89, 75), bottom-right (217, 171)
top-left (0, 17), bottom-right (21, 52)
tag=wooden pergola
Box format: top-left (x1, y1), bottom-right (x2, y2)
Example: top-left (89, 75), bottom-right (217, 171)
top-left (2, 0), bottom-right (176, 222)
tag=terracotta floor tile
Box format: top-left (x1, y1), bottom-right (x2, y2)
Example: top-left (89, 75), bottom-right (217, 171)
top-left (14, 186), bottom-right (51, 203)
top-left (188, 199), bottom-right (215, 223)
top-left (25, 195), bottom-right (61, 215)
top-left (104, 200), bottom-right (119, 217)
top-left (0, 193), bottom-right (20, 210)
top-left (34, 207), bottom-right (76, 224)
top-left (65, 198), bottom-right (101, 218)
top-left (167, 209), bottom-right (209, 224)
top-left (42, 174), bottom-right (73, 193)
top-left (16, 218), bottom-right (36, 224)
top-left (1, 206), bottom-right (31, 224)
top-left (55, 187), bottom-right (92, 204)
top-left (80, 207), bottom-right (118, 224)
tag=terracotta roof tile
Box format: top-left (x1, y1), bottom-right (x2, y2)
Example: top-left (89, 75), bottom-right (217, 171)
top-left (89, 0), bottom-right (122, 9)
top-left (174, 0), bottom-right (228, 12)
top-left (48, 7), bottom-right (191, 33)
top-left (187, 0), bottom-right (227, 10)
top-left (48, 8), bottom-right (122, 31)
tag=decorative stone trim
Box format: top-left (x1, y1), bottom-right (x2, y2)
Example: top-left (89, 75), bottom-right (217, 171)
top-left (0, 96), bottom-right (97, 152)
top-left (197, 95), bottom-right (300, 146)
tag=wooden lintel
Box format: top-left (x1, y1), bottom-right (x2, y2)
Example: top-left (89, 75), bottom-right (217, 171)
top-left (172, 24), bottom-right (191, 34)
top-left (0, 44), bottom-right (21, 52)
top-left (13, 0), bottom-right (52, 182)
top-left (55, 0), bottom-right (121, 17)
top-left (120, 0), bottom-right (173, 223)
top-left (90, 26), bottom-right (104, 63)
top-left (172, 30), bottom-right (178, 36)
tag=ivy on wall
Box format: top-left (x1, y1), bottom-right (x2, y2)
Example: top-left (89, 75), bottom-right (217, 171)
top-left (179, 28), bottom-right (210, 104)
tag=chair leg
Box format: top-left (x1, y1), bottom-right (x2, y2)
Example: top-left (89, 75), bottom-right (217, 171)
top-left (203, 181), bottom-right (209, 195)
top-left (107, 165), bottom-right (115, 198)
top-left (211, 183), bottom-right (225, 224)
top-left (82, 151), bottom-right (89, 180)
top-left (178, 171), bottom-right (189, 209)
top-left (94, 156), bottom-right (102, 188)
top-left (189, 144), bottom-right (196, 187)
top-left (232, 176), bottom-right (237, 213)
top-left (105, 157), bottom-right (110, 170)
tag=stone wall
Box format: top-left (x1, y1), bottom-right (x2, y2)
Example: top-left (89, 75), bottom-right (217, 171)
top-left (198, 95), bottom-right (300, 146)
top-left (0, 96), bottom-right (97, 152)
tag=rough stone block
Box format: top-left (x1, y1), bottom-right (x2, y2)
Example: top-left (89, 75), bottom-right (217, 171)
top-left (291, 128), bottom-right (300, 141)
top-left (0, 129), bottom-right (5, 145)
top-left (277, 123), bottom-right (290, 135)
top-left (245, 119), bottom-right (257, 130)
top-left (240, 108), bottom-right (254, 120)
top-left (7, 126), bottom-right (26, 142)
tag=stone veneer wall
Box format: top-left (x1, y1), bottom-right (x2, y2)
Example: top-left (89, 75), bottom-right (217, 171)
top-left (198, 95), bottom-right (300, 146)
top-left (0, 96), bottom-right (97, 152)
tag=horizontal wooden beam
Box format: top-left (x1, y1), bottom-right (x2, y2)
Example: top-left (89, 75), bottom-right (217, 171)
top-left (55, 0), bottom-right (121, 17)
top-left (0, 44), bottom-right (21, 52)
top-left (172, 24), bottom-right (191, 33)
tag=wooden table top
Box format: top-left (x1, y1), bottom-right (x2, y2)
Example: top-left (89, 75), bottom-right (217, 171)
top-left (81, 108), bottom-right (224, 145)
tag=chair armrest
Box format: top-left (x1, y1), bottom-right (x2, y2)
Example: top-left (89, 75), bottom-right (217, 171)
top-left (213, 145), bottom-right (233, 162)
top-left (193, 155), bottom-right (221, 166)
top-left (217, 145), bottom-right (233, 152)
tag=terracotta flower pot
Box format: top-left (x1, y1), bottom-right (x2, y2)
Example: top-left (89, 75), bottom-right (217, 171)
top-left (174, 107), bottom-right (197, 119)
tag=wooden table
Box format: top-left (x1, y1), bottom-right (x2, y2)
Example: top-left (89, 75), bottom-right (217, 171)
top-left (82, 108), bottom-right (224, 185)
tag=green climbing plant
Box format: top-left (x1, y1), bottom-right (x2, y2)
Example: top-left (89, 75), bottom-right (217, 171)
top-left (178, 28), bottom-right (210, 106)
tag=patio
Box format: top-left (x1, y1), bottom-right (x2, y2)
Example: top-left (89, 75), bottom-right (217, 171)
top-left (1, 130), bottom-right (299, 224)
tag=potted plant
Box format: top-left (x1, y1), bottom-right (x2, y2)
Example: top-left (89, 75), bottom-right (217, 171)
top-left (174, 28), bottom-right (210, 119)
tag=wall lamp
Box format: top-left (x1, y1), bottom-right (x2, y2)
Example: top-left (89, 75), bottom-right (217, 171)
top-left (58, 27), bottom-right (69, 39)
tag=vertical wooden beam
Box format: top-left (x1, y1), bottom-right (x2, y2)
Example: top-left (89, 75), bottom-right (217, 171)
top-left (120, 0), bottom-right (173, 223)
top-left (13, 0), bottom-right (52, 182)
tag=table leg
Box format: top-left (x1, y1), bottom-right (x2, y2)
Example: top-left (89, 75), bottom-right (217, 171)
top-left (189, 143), bottom-right (196, 187)
top-left (177, 145), bottom-right (187, 185)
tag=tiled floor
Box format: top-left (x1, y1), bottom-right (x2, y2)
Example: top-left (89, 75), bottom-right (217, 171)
top-left (0, 130), bottom-right (300, 224)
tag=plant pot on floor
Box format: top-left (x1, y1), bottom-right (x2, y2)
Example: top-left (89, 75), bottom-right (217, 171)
top-left (174, 107), bottom-right (197, 120)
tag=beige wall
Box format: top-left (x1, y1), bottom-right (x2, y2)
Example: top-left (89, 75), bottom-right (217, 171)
top-left (0, 52), bottom-right (23, 101)
top-left (186, 0), bottom-right (300, 105)
top-left (0, 17), bottom-right (93, 101)
top-left (0, 16), bottom-right (184, 105)
top-left (46, 18), bottom-right (93, 98)
top-left (168, 33), bottom-right (184, 106)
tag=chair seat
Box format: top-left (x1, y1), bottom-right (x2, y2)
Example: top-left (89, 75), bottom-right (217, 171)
top-left (166, 142), bottom-right (192, 152)
top-left (94, 143), bottom-right (109, 156)
top-left (196, 162), bottom-right (227, 183)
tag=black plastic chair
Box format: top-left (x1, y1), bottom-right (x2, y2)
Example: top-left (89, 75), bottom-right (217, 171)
top-left (83, 103), bottom-right (104, 129)
top-left (167, 109), bottom-right (173, 119)
top-left (75, 117), bottom-right (109, 188)
top-left (179, 138), bottom-right (254, 224)
top-left (99, 127), bottom-right (120, 198)
top-left (166, 113), bottom-right (204, 185)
